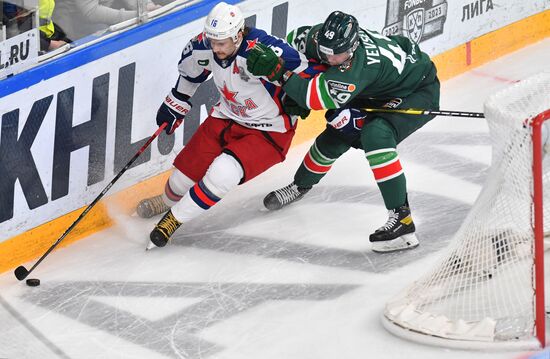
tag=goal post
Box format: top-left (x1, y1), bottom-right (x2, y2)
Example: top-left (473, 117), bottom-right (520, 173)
top-left (382, 73), bottom-right (550, 350)
top-left (531, 108), bottom-right (550, 348)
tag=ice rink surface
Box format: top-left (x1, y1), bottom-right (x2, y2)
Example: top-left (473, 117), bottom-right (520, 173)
top-left (1, 39), bottom-right (550, 359)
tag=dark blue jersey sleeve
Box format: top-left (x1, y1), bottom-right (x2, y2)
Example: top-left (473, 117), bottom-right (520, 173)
top-left (240, 28), bottom-right (309, 74)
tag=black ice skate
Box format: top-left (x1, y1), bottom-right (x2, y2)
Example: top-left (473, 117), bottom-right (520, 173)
top-left (136, 194), bottom-right (170, 218)
top-left (369, 203), bottom-right (419, 253)
top-left (147, 210), bottom-right (182, 250)
top-left (263, 182), bottom-right (311, 210)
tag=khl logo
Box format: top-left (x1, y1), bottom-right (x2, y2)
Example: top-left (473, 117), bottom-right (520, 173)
top-left (382, 0), bottom-right (448, 43)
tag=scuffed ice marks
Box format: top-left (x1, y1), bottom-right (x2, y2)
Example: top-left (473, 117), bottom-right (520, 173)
top-left (17, 132), bottom-right (490, 358)
top-left (169, 131), bottom-right (488, 273)
top-left (176, 189), bottom-right (471, 273)
top-left (22, 281), bottom-right (358, 358)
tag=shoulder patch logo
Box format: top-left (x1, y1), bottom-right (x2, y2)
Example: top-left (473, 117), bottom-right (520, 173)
top-left (246, 38), bottom-right (259, 52)
top-left (198, 59), bottom-right (209, 66)
top-left (327, 80), bottom-right (356, 93)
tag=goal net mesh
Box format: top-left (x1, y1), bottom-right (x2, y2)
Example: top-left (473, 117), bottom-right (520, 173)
top-left (383, 72), bottom-right (550, 346)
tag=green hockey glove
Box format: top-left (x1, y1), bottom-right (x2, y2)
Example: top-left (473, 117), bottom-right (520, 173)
top-left (282, 96), bottom-right (310, 119)
top-left (247, 43), bottom-right (285, 82)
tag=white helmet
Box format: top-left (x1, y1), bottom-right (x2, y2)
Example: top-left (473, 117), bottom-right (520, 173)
top-left (204, 2), bottom-right (245, 42)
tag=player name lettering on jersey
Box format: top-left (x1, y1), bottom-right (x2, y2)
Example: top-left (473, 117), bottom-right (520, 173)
top-left (359, 31), bottom-right (380, 65)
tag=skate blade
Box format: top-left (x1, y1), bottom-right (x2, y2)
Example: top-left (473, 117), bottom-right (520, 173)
top-left (371, 233), bottom-right (419, 253)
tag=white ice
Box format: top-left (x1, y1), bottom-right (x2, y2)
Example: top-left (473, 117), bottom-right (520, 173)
top-left (1, 39), bottom-right (550, 359)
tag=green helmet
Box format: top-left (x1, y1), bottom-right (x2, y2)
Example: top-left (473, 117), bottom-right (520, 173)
top-left (317, 11), bottom-right (360, 61)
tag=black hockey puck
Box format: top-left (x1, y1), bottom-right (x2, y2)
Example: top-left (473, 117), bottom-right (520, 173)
top-left (26, 278), bottom-right (40, 287)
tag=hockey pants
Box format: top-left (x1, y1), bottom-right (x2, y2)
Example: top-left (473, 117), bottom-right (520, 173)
top-left (294, 65), bottom-right (440, 210)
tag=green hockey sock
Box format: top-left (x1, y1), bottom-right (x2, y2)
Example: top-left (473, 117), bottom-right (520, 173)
top-left (366, 148), bottom-right (407, 209)
top-left (294, 141), bottom-right (336, 188)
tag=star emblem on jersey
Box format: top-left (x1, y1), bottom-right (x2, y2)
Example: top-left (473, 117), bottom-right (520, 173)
top-left (245, 38), bottom-right (259, 51)
top-left (220, 82), bottom-right (239, 103)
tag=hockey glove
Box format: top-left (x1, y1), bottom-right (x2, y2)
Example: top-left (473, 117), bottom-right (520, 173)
top-left (246, 43), bottom-right (286, 82)
top-left (326, 108), bottom-right (369, 136)
top-left (156, 89), bottom-right (192, 135)
top-left (282, 95), bottom-right (310, 119)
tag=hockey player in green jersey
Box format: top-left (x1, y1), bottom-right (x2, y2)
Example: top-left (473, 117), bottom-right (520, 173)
top-left (246, 11), bottom-right (440, 253)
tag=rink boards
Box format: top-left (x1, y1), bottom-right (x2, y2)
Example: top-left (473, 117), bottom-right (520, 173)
top-left (0, 0), bottom-right (548, 273)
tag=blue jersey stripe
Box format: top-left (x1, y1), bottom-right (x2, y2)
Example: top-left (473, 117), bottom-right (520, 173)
top-left (179, 70), bottom-right (211, 84)
top-left (260, 79), bottom-right (277, 97)
top-left (197, 180), bottom-right (221, 202)
top-left (189, 186), bottom-right (211, 210)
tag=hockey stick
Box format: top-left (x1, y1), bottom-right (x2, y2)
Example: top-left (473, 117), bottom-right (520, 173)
top-left (14, 123), bottom-right (168, 281)
top-left (362, 108), bottom-right (485, 118)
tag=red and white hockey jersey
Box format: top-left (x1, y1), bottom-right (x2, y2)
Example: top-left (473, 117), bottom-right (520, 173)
top-left (172, 28), bottom-right (322, 133)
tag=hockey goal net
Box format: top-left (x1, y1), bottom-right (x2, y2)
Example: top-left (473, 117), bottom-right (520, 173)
top-left (383, 72), bottom-right (550, 350)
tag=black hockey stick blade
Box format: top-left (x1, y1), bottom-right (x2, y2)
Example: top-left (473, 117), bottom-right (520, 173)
top-left (12, 123), bottom-right (167, 282)
top-left (14, 266), bottom-right (29, 280)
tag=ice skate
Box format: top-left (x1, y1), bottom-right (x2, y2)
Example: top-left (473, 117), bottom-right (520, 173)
top-left (369, 203), bottom-right (419, 253)
top-left (146, 210), bottom-right (182, 250)
top-left (136, 194), bottom-right (170, 218)
top-left (263, 182), bottom-right (311, 210)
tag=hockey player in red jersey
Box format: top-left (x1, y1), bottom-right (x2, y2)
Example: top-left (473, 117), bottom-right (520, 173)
top-left (139, 2), bottom-right (321, 249)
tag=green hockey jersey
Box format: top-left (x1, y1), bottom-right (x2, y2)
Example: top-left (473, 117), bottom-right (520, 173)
top-left (284, 24), bottom-right (435, 110)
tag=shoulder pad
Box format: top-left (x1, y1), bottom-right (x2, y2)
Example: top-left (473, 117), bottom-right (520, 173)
top-left (244, 27), bottom-right (272, 42)
top-left (239, 28), bottom-right (279, 57)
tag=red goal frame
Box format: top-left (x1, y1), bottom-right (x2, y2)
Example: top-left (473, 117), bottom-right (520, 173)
top-left (530, 109), bottom-right (550, 347)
